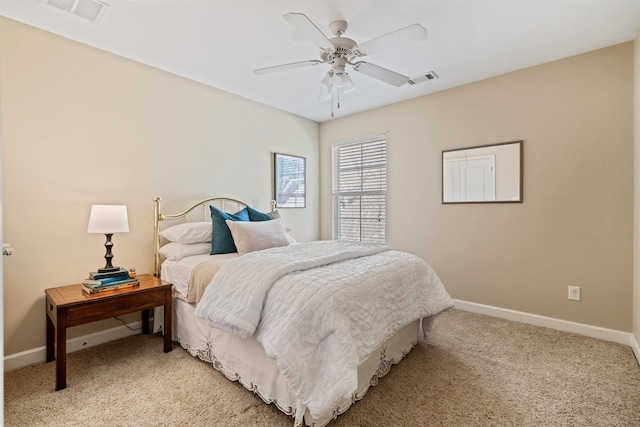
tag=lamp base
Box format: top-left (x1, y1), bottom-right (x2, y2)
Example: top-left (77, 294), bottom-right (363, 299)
top-left (98, 233), bottom-right (121, 273)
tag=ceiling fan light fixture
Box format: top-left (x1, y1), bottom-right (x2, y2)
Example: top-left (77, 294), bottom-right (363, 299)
top-left (321, 70), bottom-right (356, 94)
top-left (331, 71), bottom-right (351, 88)
top-left (320, 72), bottom-right (333, 92)
top-left (342, 77), bottom-right (356, 94)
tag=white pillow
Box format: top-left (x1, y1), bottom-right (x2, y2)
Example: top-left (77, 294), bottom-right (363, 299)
top-left (266, 210), bottom-right (292, 232)
top-left (225, 219), bottom-right (290, 255)
top-left (159, 242), bottom-right (211, 261)
top-left (160, 222), bottom-right (211, 244)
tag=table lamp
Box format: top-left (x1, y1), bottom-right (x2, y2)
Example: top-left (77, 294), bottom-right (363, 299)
top-left (87, 205), bottom-right (129, 273)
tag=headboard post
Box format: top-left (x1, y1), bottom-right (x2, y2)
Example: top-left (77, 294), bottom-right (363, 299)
top-left (153, 196), bottom-right (162, 277)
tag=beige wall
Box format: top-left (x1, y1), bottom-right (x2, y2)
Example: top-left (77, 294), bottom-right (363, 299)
top-left (0, 18), bottom-right (320, 356)
top-left (321, 43), bottom-right (634, 332)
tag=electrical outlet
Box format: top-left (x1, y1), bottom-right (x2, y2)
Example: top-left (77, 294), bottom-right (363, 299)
top-left (568, 285), bottom-right (581, 301)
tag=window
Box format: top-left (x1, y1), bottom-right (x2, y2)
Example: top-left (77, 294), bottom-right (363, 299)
top-left (332, 134), bottom-right (386, 243)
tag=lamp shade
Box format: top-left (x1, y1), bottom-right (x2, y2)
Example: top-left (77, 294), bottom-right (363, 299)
top-left (87, 205), bottom-right (129, 234)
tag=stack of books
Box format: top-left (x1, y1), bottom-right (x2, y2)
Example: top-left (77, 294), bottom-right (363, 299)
top-left (82, 268), bottom-right (139, 294)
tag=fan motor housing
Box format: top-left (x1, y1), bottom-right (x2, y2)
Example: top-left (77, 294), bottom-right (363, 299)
top-left (321, 37), bottom-right (359, 62)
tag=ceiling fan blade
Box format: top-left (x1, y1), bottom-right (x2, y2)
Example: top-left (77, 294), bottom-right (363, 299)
top-left (352, 62), bottom-right (410, 87)
top-left (283, 12), bottom-right (334, 50)
top-left (357, 24), bottom-right (428, 56)
top-left (254, 60), bottom-right (323, 75)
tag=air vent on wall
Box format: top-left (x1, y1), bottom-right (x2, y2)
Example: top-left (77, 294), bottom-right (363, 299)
top-left (408, 71), bottom-right (439, 85)
top-left (40, 0), bottom-right (109, 24)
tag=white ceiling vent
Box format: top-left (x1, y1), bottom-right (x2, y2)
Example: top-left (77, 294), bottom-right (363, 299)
top-left (40, 0), bottom-right (109, 24)
top-left (408, 71), bottom-right (439, 85)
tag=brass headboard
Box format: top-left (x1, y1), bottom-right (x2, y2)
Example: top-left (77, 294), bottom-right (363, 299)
top-left (153, 195), bottom-right (252, 277)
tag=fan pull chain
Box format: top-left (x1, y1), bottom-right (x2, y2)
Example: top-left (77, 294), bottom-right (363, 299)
top-left (331, 86), bottom-right (335, 117)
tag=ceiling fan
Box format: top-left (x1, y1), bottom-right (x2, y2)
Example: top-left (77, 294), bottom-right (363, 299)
top-left (254, 13), bottom-right (428, 115)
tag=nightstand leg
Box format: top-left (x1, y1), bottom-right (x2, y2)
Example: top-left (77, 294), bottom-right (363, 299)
top-left (163, 290), bottom-right (172, 353)
top-left (55, 310), bottom-right (67, 391)
top-left (46, 313), bottom-right (54, 363)
top-left (141, 309), bottom-right (150, 334)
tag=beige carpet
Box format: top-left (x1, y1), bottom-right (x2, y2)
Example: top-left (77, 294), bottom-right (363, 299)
top-left (5, 309), bottom-right (640, 426)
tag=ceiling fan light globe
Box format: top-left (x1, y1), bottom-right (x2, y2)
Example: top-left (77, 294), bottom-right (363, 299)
top-left (332, 71), bottom-right (350, 88)
top-left (342, 78), bottom-right (356, 94)
top-left (320, 72), bottom-right (332, 92)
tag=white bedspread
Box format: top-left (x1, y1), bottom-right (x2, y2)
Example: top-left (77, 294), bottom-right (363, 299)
top-left (194, 240), bottom-right (453, 420)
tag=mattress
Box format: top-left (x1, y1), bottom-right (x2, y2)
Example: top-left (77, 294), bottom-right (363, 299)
top-left (160, 253), bottom-right (237, 297)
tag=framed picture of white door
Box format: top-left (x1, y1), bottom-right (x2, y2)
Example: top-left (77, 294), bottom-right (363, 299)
top-left (443, 155), bottom-right (496, 202)
top-left (442, 140), bottom-right (522, 204)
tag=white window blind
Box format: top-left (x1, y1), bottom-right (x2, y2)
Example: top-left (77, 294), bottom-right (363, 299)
top-left (332, 134), bottom-right (386, 243)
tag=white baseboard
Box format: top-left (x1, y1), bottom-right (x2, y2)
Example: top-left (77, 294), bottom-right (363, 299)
top-left (4, 321), bottom-right (142, 372)
top-left (631, 334), bottom-right (640, 365)
top-left (453, 299), bottom-right (634, 348)
top-left (6, 302), bottom-right (640, 372)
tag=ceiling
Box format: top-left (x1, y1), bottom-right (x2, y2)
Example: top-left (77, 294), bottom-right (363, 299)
top-left (1, 0), bottom-right (639, 123)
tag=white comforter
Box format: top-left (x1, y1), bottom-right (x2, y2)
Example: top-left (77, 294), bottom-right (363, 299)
top-left (195, 240), bottom-right (453, 420)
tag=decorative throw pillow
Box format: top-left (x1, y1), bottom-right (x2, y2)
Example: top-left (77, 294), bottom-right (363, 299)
top-left (225, 218), bottom-right (290, 255)
top-left (159, 242), bottom-right (211, 261)
top-left (210, 205), bottom-right (249, 254)
top-left (247, 205), bottom-right (276, 221)
top-left (160, 222), bottom-right (212, 244)
top-left (246, 206), bottom-right (291, 231)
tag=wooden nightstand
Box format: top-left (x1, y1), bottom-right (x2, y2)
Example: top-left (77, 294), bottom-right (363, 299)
top-left (45, 274), bottom-right (172, 391)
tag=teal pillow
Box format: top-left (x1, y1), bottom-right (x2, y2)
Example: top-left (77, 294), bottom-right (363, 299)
top-left (210, 206), bottom-right (249, 254)
top-left (247, 205), bottom-right (281, 222)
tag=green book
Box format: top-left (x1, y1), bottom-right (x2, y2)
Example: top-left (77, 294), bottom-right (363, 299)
top-left (82, 280), bottom-right (140, 294)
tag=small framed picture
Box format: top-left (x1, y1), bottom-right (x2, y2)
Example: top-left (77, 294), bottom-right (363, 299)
top-left (274, 153), bottom-right (306, 208)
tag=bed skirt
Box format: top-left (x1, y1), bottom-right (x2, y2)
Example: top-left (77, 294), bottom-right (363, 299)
top-left (156, 298), bottom-right (426, 427)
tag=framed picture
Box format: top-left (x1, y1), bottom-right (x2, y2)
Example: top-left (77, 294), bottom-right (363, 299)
top-left (274, 153), bottom-right (306, 208)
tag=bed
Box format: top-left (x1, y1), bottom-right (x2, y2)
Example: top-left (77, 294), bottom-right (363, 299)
top-left (152, 195), bottom-right (453, 426)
